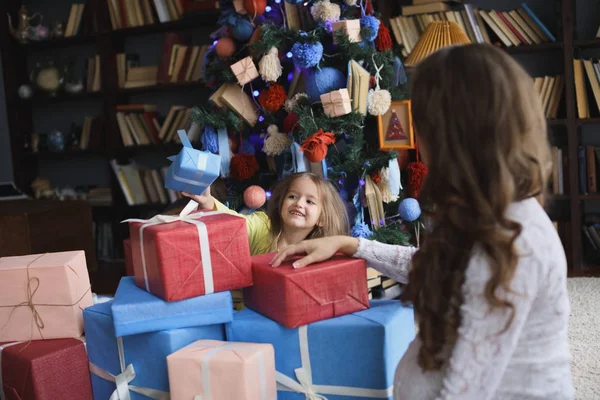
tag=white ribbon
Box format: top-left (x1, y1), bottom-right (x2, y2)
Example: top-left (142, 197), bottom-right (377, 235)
top-left (89, 337), bottom-right (170, 400)
top-left (184, 342), bottom-right (269, 400)
top-left (122, 201), bottom-right (221, 295)
top-left (275, 326), bottom-right (394, 399)
top-left (0, 341), bottom-right (24, 400)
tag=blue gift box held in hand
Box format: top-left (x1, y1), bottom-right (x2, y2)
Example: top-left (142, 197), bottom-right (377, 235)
top-left (165, 129), bottom-right (221, 195)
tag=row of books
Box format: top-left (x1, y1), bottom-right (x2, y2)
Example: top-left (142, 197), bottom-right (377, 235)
top-left (86, 55), bottom-right (102, 92)
top-left (79, 116), bottom-right (103, 150)
top-left (64, 3), bottom-right (86, 37)
top-left (94, 220), bottom-right (120, 262)
top-left (390, 3), bottom-right (555, 56)
top-left (110, 160), bottom-right (184, 206)
top-left (534, 75), bottom-right (564, 119)
top-left (107, 0), bottom-right (184, 30)
top-left (367, 268), bottom-right (401, 300)
top-left (578, 146), bottom-right (600, 195)
top-left (582, 222), bottom-right (600, 257)
top-left (574, 58), bottom-right (600, 119)
top-left (550, 146), bottom-right (565, 196)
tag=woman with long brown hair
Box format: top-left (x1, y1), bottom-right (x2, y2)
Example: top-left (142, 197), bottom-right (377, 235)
top-left (271, 44), bottom-right (574, 399)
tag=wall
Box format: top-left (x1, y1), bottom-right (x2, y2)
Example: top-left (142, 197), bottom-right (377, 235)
top-left (0, 50), bottom-right (13, 182)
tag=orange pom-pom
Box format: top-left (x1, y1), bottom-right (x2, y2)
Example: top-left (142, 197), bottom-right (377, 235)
top-left (244, 185), bottom-right (267, 209)
top-left (215, 37), bottom-right (236, 59)
top-left (243, 0), bottom-right (267, 16)
top-left (230, 154), bottom-right (260, 180)
top-left (300, 129), bottom-right (336, 163)
top-left (375, 20), bottom-right (393, 51)
top-left (259, 84), bottom-right (287, 113)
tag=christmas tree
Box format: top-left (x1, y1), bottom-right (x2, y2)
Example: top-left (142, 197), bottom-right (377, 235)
top-left (190, 0), bottom-right (412, 244)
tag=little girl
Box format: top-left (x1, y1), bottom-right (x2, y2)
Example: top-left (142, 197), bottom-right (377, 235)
top-left (183, 172), bottom-right (349, 256)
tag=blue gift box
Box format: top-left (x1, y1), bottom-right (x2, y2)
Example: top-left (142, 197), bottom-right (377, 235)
top-left (165, 129), bottom-right (221, 195)
top-left (226, 300), bottom-right (415, 400)
top-left (84, 301), bottom-right (225, 400)
top-left (111, 277), bottom-right (234, 337)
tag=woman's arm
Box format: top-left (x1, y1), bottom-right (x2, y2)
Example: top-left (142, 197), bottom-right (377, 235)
top-left (354, 238), bottom-right (417, 284)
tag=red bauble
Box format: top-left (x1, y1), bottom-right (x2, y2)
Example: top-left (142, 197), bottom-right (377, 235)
top-left (230, 154), bottom-right (260, 180)
top-left (243, 0), bottom-right (267, 16)
top-left (369, 76), bottom-right (376, 89)
top-left (259, 84), bottom-right (287, 113)
top-left (300, 129), bottom-right (336, 163)
top-left (407, 161), bottom-right (428, 199)
top-left (244, 185), bottom-right (267, 209)
top-left (375, 20), bottom-right (393, 51)
top-left (215, 37), bottom-right (236, 59)
top-left (282, 113), bottom-right (299, 133)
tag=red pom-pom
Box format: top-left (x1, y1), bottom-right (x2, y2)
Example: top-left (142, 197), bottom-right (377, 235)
top-left (259, 84), bottom-right (287, 113)
top-left (407, 161), bottom-right (428, 199)
top-left (215, 37), bottom-right (236, 59)
top-left (300, 129), bottom-right (336, 163)
top-left (371, 170), bottom-right (381, 184)
top-left (230, 154), bottom-right (260, 180)
top-left (243, 0), bottom-right (267, 16)
top-left (365, 0), bottom-right (374, 15)
top-left (282, 113), bottom-right (299, 133)
top-left (375, 20), bottom-right (393, 51)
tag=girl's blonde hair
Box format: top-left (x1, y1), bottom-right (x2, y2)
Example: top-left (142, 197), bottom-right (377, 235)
top-left (400, 44), bottom-right (552, 371)
top-left (267, 172), bottom-right (349, 239)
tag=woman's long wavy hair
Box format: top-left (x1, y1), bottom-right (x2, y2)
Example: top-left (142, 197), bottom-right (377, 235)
top-left (400, 44), bottom-right (552, 371)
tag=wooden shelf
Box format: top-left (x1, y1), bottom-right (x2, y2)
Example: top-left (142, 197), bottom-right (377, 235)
top-left (580, 194), bottom-right (600, 200)
top-left (116, 143), bottom-right (180, 156)
top-left (21, 149), bottom-right (105, 159)
top-left (110, 12), bottom-right (220, 39)
top-left (574, 38), bottom-right (600, 49)
top-left (19, 34), bottom-right (97, 50)
top-left (577, 118), bottom-right (600, 125)
top-left (550, 194), bottom-right (570, 200)
top-left (20, 90), bottom-right (104, 105)
top-left (118, 80), bottom-right (207, 96)
top-left (547, 118), bottom-right (567, 126)
top-left (504, 41), bottom-right (563, 54)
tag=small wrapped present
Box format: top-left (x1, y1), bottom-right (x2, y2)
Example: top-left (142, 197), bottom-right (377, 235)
top-left (230, 56), bottom-right (259, 86)
top-left (164, 130), bottom-right (221, 195)
top-left (0, 338), bottom-right (92, 400)
top-left (209, 83), bottom-right (259, 127)
top-left (0, 251), bottom-right (93, 342)
top-left (111, 277), bottom-right (233, 337)
top-left (167, 340), bottom-right (277, 400)
top-left (332, 19), bottom-right (361, 43)
top-left (124, 238), bottom-right (134, 276)
top-left (226, 300), bottom-right (415, 400)
top-left (320, 88), bottom-right (352, 117)
top-left (243, 253), bottom-right (369, 328)
top-left (125, 207), bottom-right (252, 302)
top-left (84, 301), bottom-right (226, 400)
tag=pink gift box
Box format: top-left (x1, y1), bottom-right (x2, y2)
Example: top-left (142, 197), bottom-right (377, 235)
top-left (167, 339), bottom-right (276, 400)
top-left (320, 88), bottom-right (352, 117)
top-left (332, 19), bottom-right (362, 43)
top-left (230, 56), bottom-right (259, 86)
top-left (0, 251), bottom-right (93, 342)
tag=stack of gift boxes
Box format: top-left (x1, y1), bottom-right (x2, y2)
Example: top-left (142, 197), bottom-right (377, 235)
top-left (0, 130), bottom-right (416, 399)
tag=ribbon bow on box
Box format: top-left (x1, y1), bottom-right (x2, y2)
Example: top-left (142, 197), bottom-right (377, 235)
top-left (165, 130), bottom-right (221, 196)
top-left (320, 88), bottom-right (352, 117)
top-left (230, 56), bottom-right (259, 86)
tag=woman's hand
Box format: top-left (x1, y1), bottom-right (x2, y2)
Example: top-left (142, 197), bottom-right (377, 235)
top-left (270, 235), bottom-right (359, 269)
top-left (182, 187), bottom-right (214, 210)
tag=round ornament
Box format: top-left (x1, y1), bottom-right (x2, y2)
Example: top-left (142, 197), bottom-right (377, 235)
top-left (244, 185), bottom-right (267, 209)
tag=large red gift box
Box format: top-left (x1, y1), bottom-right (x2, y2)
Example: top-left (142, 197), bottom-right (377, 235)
top-left (129, 212), bottom-right (253, 301)
top-left (243, 253), bottom-right (369, 328)
top-left (0, 338), bottom-right (92, 400)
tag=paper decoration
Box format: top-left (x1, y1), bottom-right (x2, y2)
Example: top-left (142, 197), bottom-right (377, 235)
top-left (320, 88), bottom-right (352, 117)
top-left (332, 19), bottom-right (361, 43)
top-left (230, 56), bottom-right (259, 86)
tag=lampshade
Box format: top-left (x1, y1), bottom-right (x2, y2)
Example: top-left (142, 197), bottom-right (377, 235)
top-left (405, 21), bottom-right (471, 67)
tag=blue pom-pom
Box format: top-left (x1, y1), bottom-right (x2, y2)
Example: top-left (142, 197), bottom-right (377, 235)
top-left (351, 222), bottom-right (373, 238)
top-left (304, 67), bottom-right (345, 101)
top-left (201, 126), bottom-right (219, 153)
top-left (398, 198), bottom-right (421, 222)
top-left (291, 41), bottom-right (323, 69)
top-left (241, 139), bottom-right (255, 155)
top-left (360, 15), bottom-right (380, 42)
top-left (232, 19), bottom-right (254, 41)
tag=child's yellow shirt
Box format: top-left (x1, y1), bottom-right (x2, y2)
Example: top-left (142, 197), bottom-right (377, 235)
top-left (212, 199), bottom-right (275, 256)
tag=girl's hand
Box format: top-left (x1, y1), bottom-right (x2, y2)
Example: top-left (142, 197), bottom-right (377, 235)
top-left (270, 236), bottom-right (359, 269)
top-left (182, 187), bottom-right (215, 210)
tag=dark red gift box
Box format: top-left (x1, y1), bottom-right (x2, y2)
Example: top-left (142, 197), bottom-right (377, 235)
top-left (0, 338), bottom-right (92, 400)
top-left (243, 253), bottom-right (369, 328)
top-left (129, 212), bottom-right (253, 301)
top-left (123, 239), bottom-right (134, 276)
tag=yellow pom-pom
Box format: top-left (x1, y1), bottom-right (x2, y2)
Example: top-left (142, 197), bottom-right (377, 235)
top-left (259, 47), bottom-right (283, 82)
top-left (310, 0), bottom-right (340, 23)
top-left (262, 124), bottom-right (292, 156)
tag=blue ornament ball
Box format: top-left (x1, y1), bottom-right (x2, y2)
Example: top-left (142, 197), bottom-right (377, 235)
top-left (304, 67), bottom-right (345, 101)
top-left (232, 19), bottom-right (254, 41)
top-left (398, 198), bottom-right (421, 222)
top-left (201, 126), bottom-right (219, 153)
top-left (351, 222), bottom-right (373, 238)
top-left (285, 0), bottom-right (304, 4)
top-left (291, 41), bottom-right (323, 69)
top-left (360, 15), bottom-right (380, 42)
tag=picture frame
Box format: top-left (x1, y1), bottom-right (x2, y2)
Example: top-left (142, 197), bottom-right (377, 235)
top-left (377, 100), bottom-right (415, 150)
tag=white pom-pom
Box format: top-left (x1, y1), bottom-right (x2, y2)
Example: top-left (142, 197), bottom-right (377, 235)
top-left (284, 92), bottom-right (309, 112)
top-left (262, 125), bottom-right (292, 156)
top-left (367, 89), bottom-right (392, 116)
top-left (310, 0), bottom-right (341, 23)
top-left (259, 47), bottom-right (282, 83)
top-left (344, 0), bottom-right (357, 5)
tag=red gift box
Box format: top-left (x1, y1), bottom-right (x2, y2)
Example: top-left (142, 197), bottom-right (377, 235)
top-left (243, 253), bottom-right (369, 328)
top-left (123, 239), bottom-right (134, 276)
top-left (129, 211), bottom-right (253, 302)
top-left (0, 338), bottom-right (92, 400)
